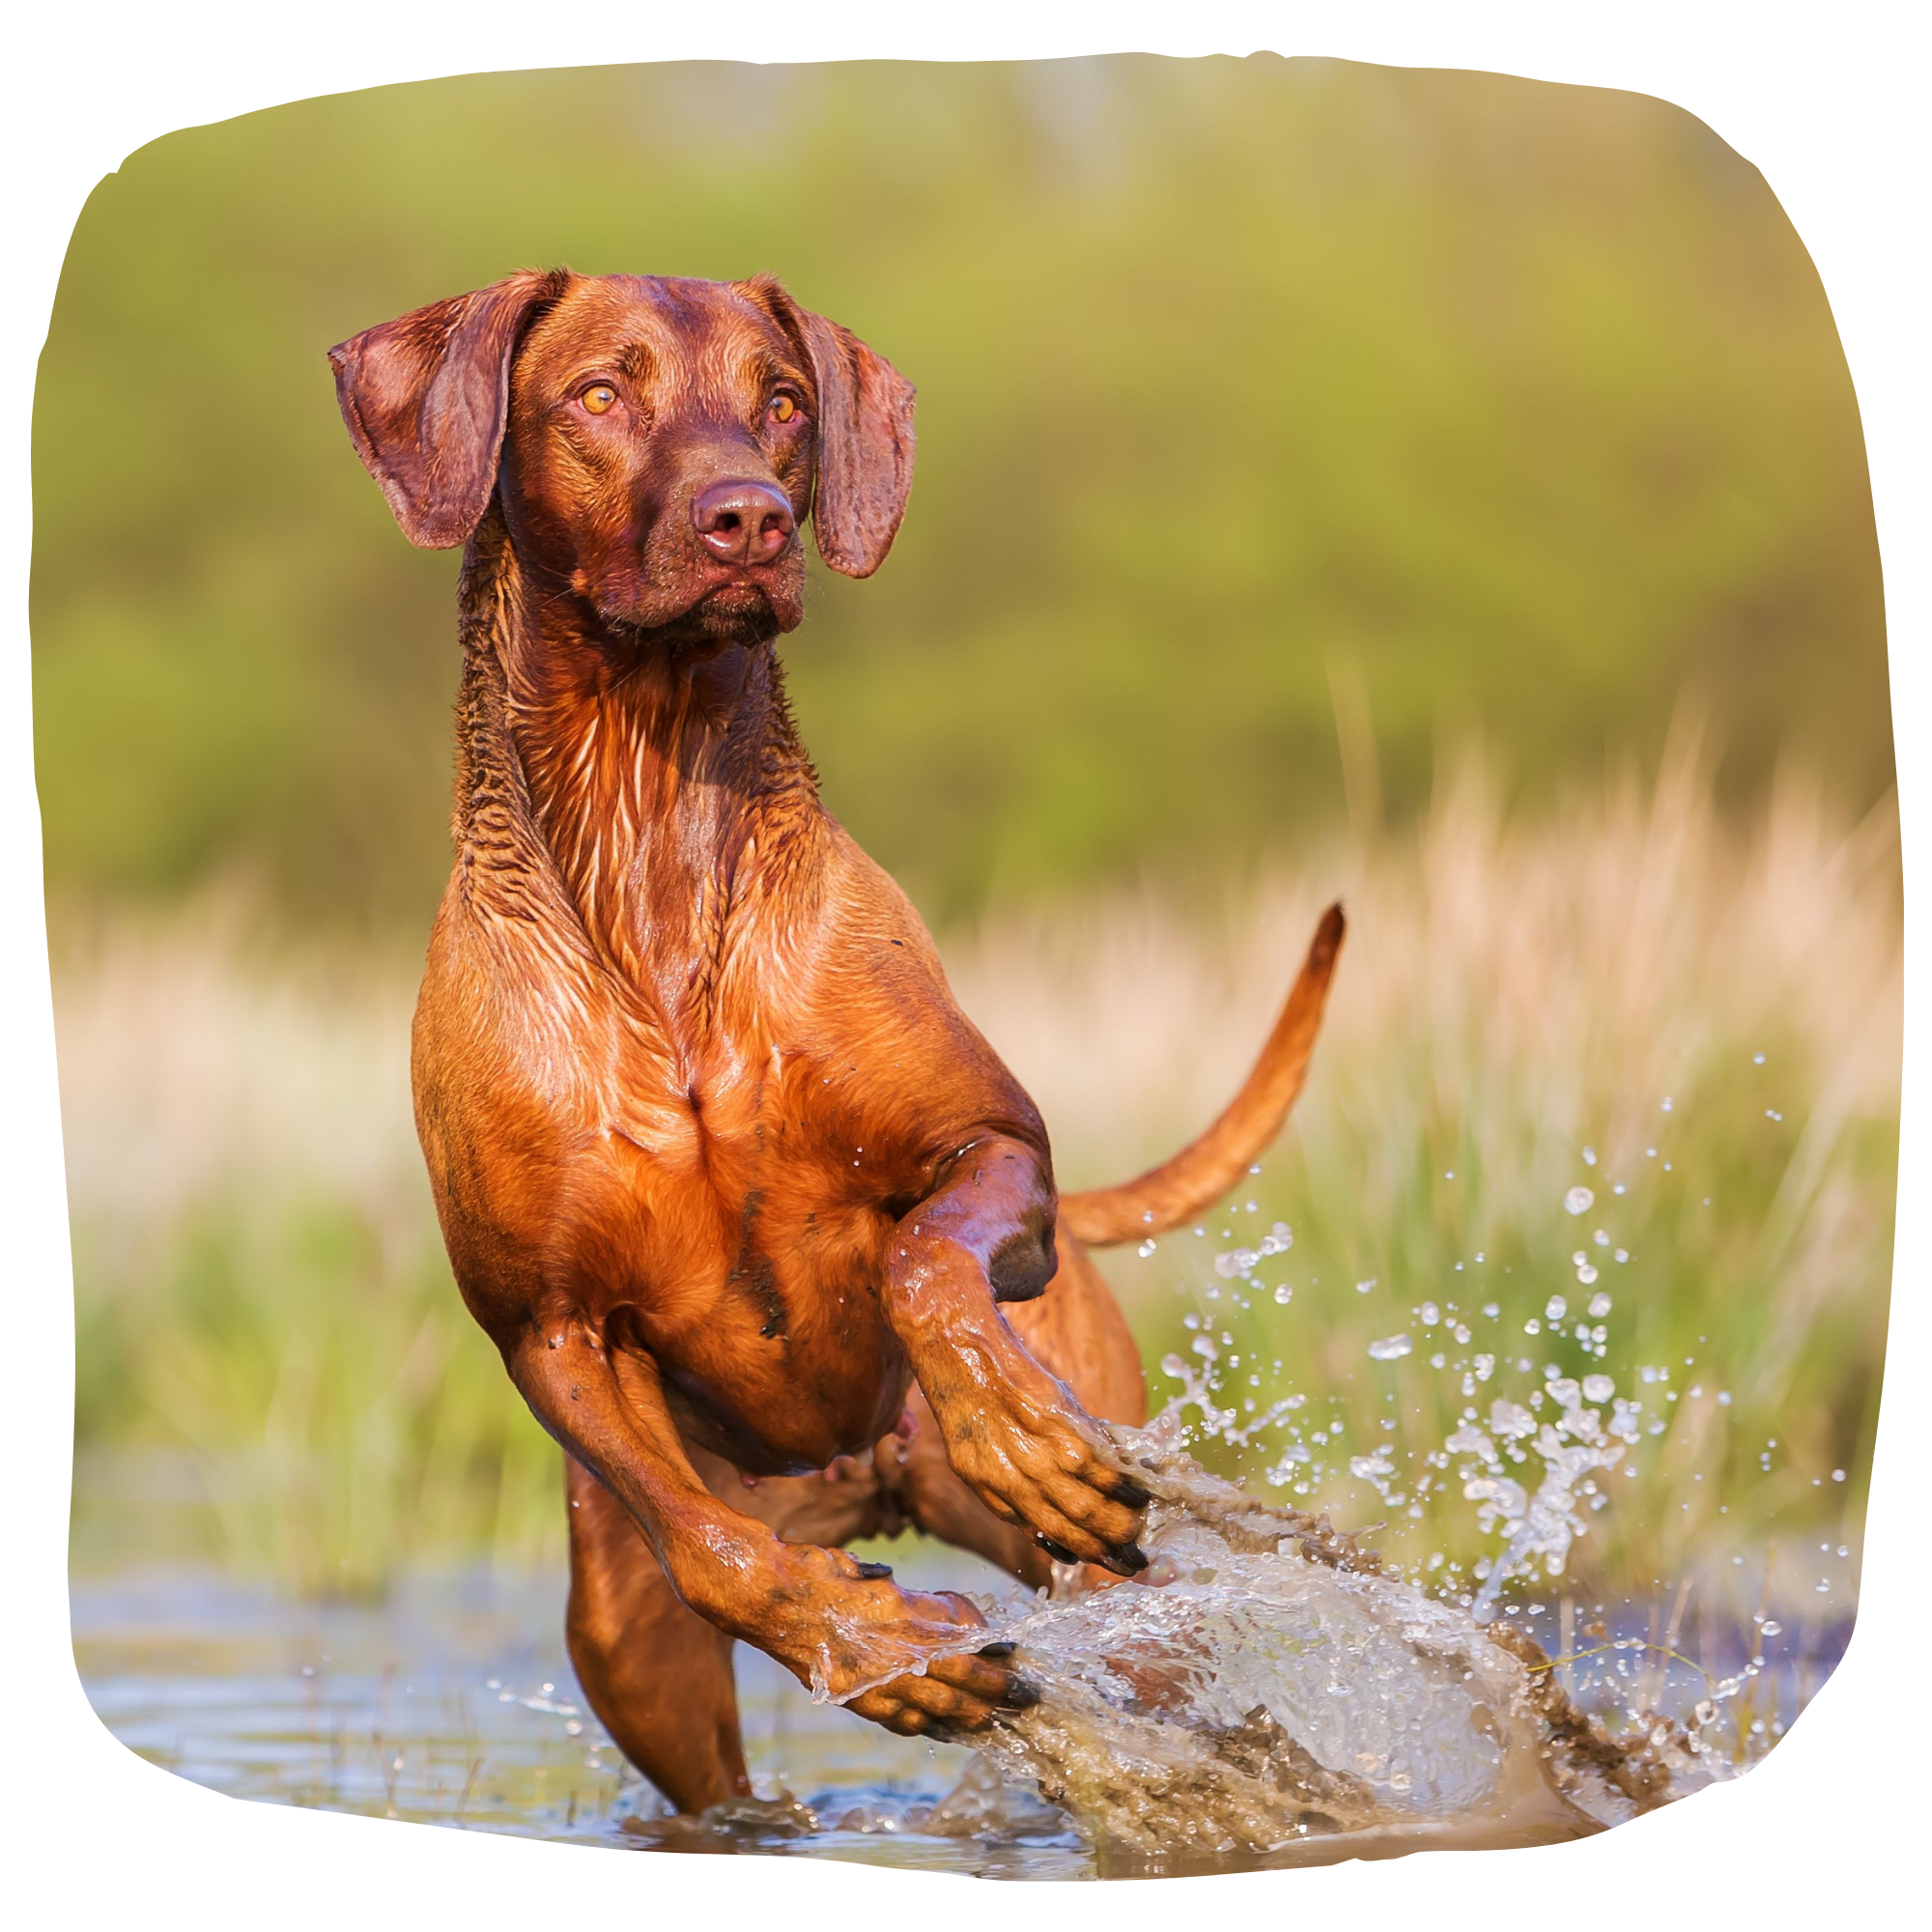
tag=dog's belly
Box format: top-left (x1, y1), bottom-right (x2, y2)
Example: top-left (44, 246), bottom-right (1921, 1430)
top-left (421, 1077), bottom-right (917, 1475)
top-left (577, 1180), bottom-right (911, 1476)
top-left (635, 1280), bottom-right (912, 1478)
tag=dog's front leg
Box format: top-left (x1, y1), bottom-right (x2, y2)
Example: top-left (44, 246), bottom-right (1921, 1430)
top-left (884, 1137), bottom-right (1152, 1577)
top-left (504, 1312), bottom-right (1029, 1732)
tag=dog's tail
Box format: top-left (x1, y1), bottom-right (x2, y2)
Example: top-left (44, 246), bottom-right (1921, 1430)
top-left (1057, 902), bottom-right (1346, 1248)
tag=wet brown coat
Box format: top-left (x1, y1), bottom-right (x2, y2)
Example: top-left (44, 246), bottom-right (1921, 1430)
top-left (330, 271), bottom-right (1341, 1811)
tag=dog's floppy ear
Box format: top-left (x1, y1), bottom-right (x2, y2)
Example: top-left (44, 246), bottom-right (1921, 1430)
top-left (328, 270), bottom-right (569, 550)
top-left (754, 282), bottom-right (917, 579)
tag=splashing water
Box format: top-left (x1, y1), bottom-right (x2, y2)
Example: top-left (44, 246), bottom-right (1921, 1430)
top-left (880, 1173), bottom-right (1799, 1867)
top-left (877, 1430), bottom-right (1770, 1862)
top-left (1148, 1197), bottom-right (1676, 1624)
top-left (926, 1425), bottom-right (1714, 1864)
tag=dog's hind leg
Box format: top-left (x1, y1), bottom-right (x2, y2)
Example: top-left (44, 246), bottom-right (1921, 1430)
top-left (563, 1452), bottom-right (750, 1815)
top-left (564, 1443), bottom-right (901, 1811)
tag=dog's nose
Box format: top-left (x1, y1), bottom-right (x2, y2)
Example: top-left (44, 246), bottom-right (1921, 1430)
top-left (692, 480), bottom-right (795, 565)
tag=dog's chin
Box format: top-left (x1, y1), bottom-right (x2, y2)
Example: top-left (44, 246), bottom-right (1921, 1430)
top-left (599, 576), bottom-right (802, 650)
top-left (694, 581), bottom-right (795, 639)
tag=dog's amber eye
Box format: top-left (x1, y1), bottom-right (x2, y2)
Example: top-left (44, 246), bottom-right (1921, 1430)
top-left (769, 393), bottom-right (798, 424)
top-left (581, 384), bottom-right (617, 415)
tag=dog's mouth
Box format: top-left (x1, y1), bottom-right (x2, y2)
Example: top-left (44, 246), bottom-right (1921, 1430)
top-left (594, 559), bottom-right (802, 650)
top-left (697, 576), bottom-right (779, 618)
top-left (682, 567), bottom-right (798, 643)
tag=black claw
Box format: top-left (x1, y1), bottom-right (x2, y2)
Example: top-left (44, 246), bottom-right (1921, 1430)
top-left (1004, 1675), bottom-right (1042, 1710)
top-left (1111, 1477), bottom-right (1153, 1511)
top-left (1104, 1542), bottom-right (1150, 1576)
top-left (853, 1560), bottom-right (895, 1580)
top-left (1035, 1534), bottom-right (1081, 1565)
top-left (977, 1640), bottom-right (1016, 1660)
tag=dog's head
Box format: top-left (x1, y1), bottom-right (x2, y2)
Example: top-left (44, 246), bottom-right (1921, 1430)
top-left (328, 270), bottom-right (916, 643)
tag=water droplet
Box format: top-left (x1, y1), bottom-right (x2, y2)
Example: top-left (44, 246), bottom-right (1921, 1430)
top-left (1581, 1146), bottom-right (1597, 1166)
top-left (1368, 1333), bottom-right (1413, 1361)
top-left (1273, 1284), bottom-right (1292, 1305)
top-left (1545, 1295), bottom-right (1568, 1322)
top-left (1564, 1185), bottom-right (1594, 1215)
top-left (1577, 1264), bottom-right (1599, 1285)
top-left (1582, 1374), bottom-right (1614, 1403)
top-left (1137, 1238), bottom-right (1156, 1258)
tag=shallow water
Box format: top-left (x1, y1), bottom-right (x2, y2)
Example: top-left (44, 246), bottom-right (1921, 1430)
top-left (71, 1528), bottom-right (1845, 1881)
top-left (71, 1557), bottom-right (1094, 1877)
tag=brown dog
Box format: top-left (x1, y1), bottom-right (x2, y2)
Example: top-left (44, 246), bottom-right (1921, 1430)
top-left (329, 270), bottom-right (1342, 1814)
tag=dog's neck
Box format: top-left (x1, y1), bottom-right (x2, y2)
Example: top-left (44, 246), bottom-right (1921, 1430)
top-left (452, 511), bottom-right (824, 1009)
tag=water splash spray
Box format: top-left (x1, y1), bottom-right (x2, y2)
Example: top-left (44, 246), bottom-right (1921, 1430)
top-left (887, 1175), bottom-right (1776, 1862)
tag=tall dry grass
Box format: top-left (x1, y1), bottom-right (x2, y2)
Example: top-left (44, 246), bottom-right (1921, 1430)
top-left (56, 735), bottom-right (1898, 1605)
top-left (952, 724), bottom-right (1897, 1600)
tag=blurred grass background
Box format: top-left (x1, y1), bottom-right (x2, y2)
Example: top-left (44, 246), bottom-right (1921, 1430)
top-left (36, 55), bottom-right (1893, 1605)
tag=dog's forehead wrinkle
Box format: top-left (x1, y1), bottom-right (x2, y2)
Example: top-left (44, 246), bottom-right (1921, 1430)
top-left (521, 275), bottom-right (791, 419)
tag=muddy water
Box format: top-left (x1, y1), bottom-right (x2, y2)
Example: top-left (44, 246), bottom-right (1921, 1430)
top-left (71, 1533), bottom-right (1841, 1880)
top-left (958, 1432), bottom-right (1699, 1866)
